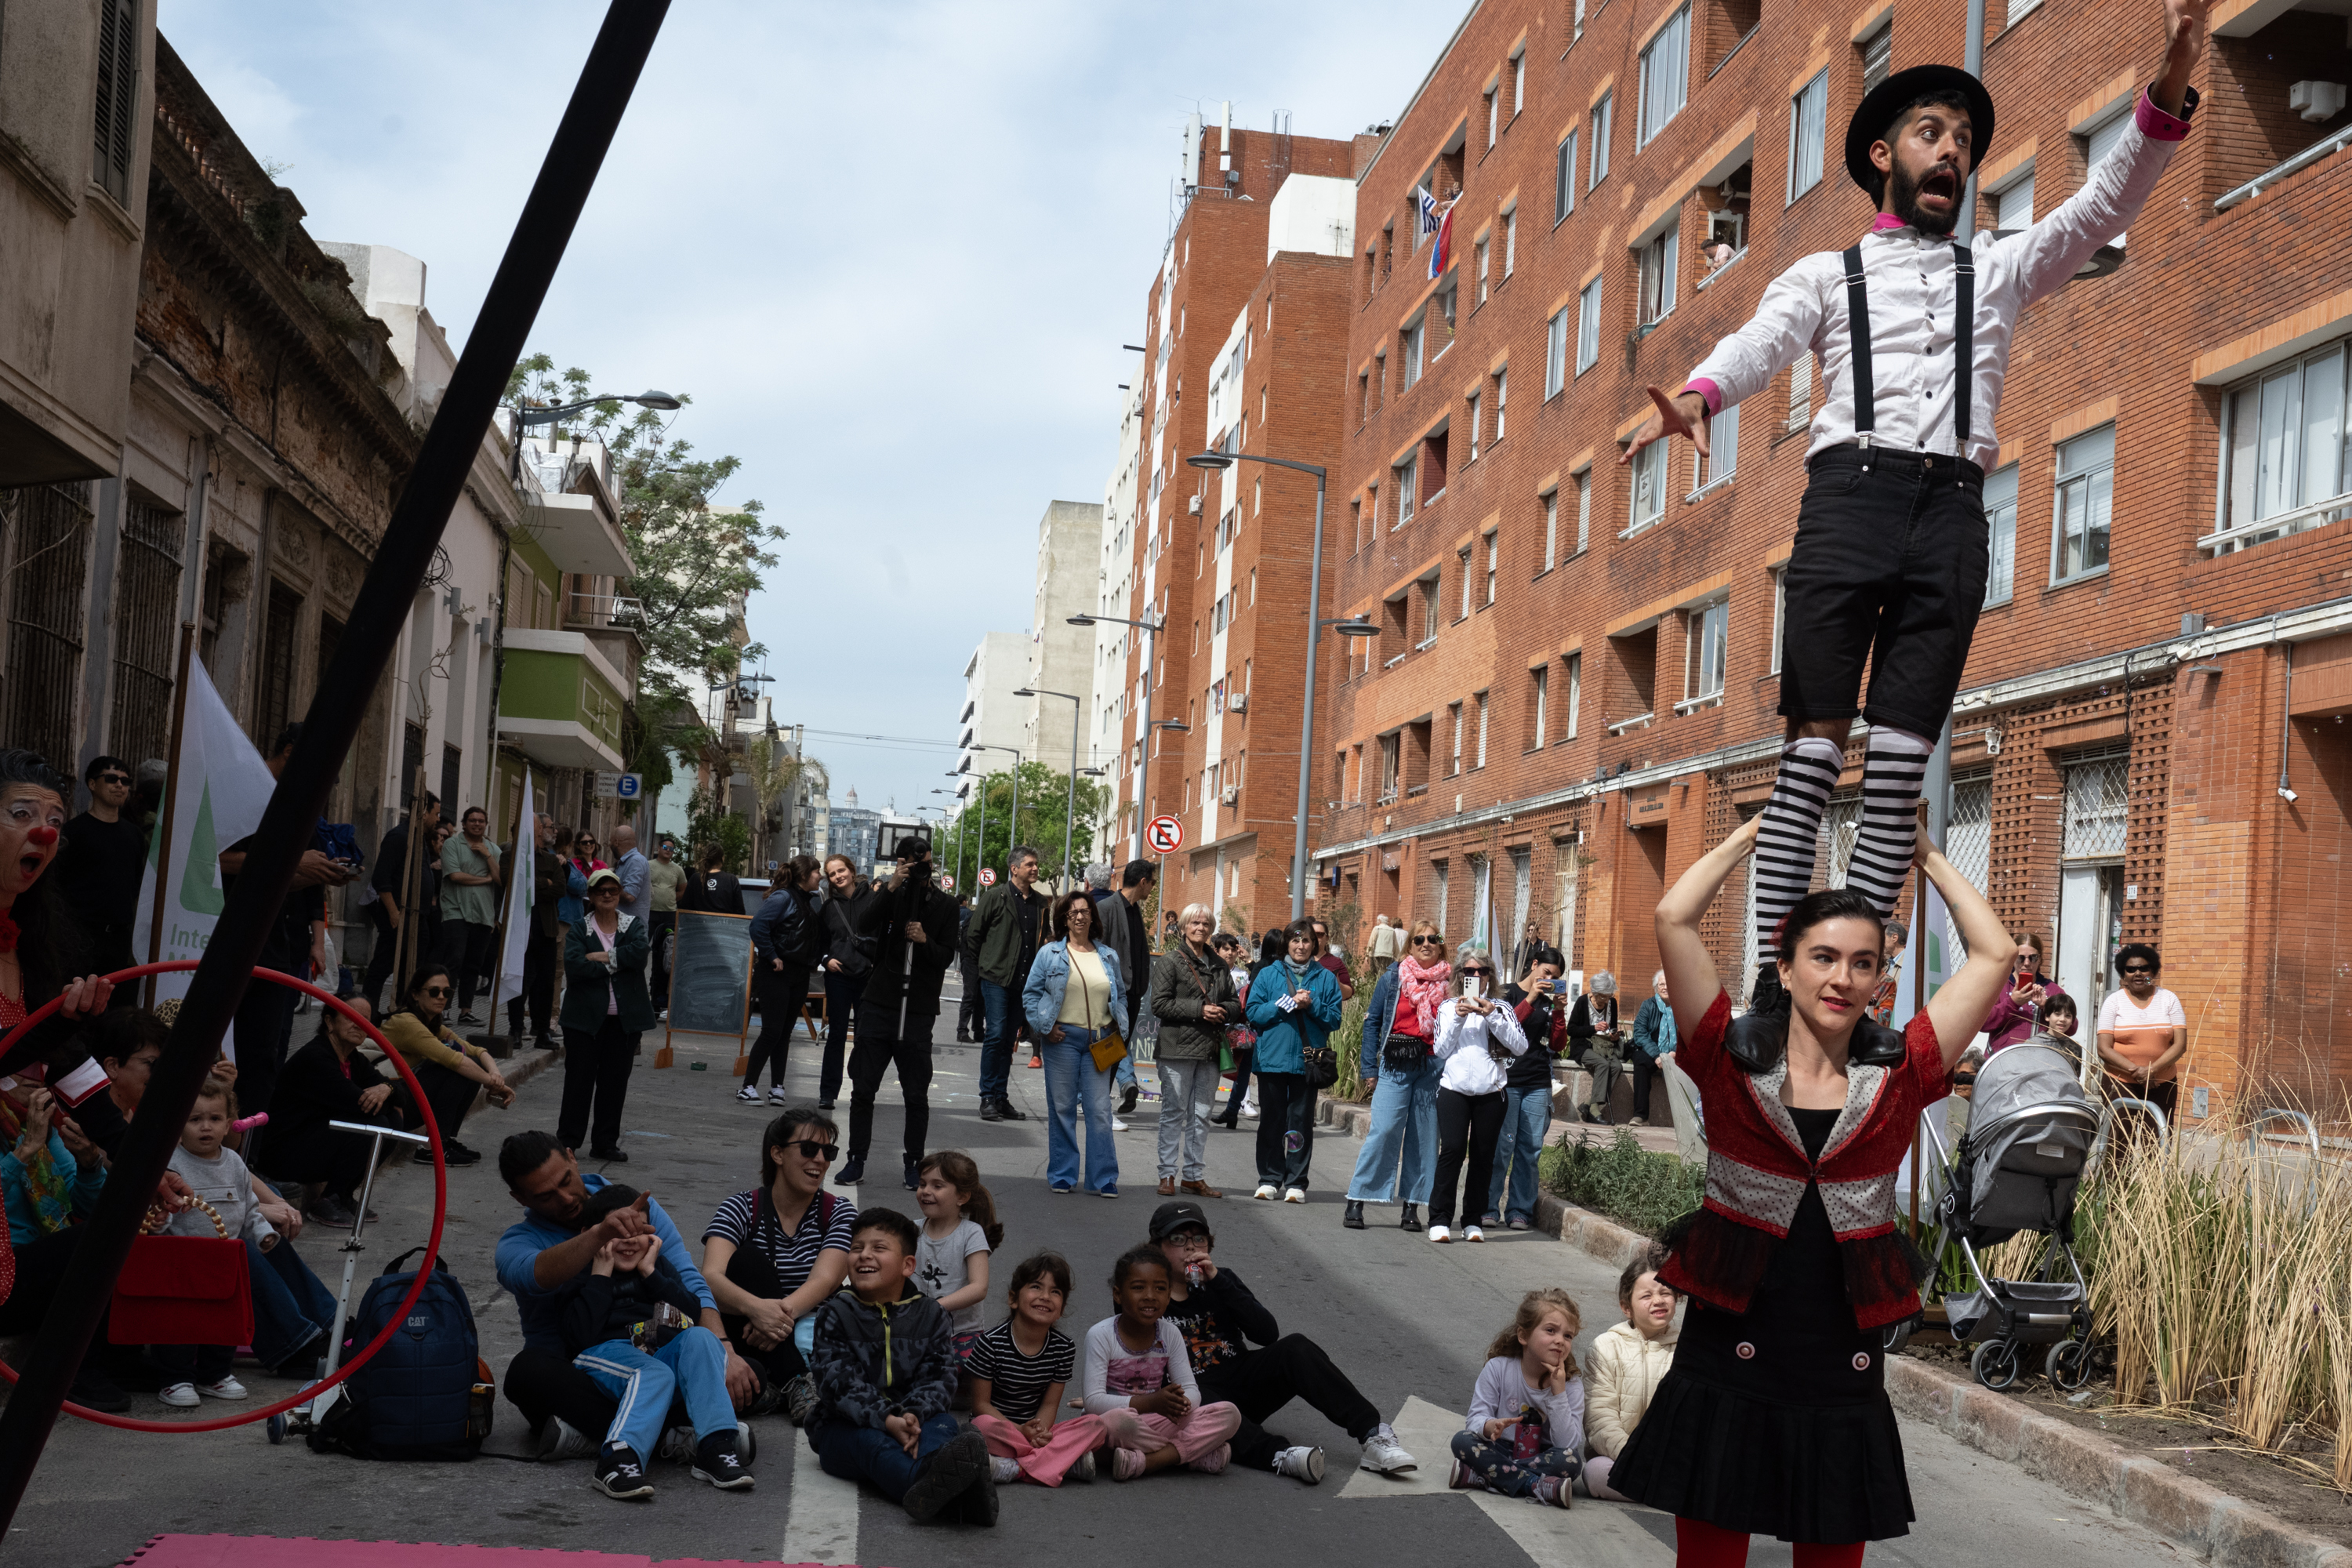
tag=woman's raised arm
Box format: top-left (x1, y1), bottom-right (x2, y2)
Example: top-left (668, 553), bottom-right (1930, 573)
top-left (1654, 815), bottom-right (1762, 1039)
top-left (1921, 832), bottom-right (2015, 1073)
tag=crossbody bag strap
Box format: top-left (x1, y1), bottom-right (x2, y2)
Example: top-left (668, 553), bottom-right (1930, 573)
top-left (1842, 245), bottom-right (1874, 471)
top-left (1952, 242), bottom-right (1974, 480)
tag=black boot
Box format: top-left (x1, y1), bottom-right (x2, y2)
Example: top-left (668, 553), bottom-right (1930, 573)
top-left (903, 1157), bottom-right (922, 1191)
top-left (1725, 965), bottom-right (1793, 1073)
top-left (994, 1097), bottom-right (1028, 1122)
top-left (1399, 1203), bottom-right (1421, 1231)
top-left (1118, 1083), bottom-right (1140, 1115)
top-left (1343, 1200), bottom-right (1366, 1230)
top-left (835, 1155), bottom-right (866, 1186)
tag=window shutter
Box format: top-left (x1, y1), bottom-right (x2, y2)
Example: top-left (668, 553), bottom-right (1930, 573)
top-left (93, 0), bottom-right (140, 205)
top-left (1861, 24), bottom-right (1893, 93)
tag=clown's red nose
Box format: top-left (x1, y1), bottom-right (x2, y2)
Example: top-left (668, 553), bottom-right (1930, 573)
top-left (26, 826), bottom-right (57, 846)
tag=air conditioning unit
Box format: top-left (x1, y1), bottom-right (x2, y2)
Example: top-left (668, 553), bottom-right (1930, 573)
top-left (1228, 692), bottom-right (1247, 713)
top-left (1221, 786), bottom-right (1240, 805)
top-left (1188, 495), bottom-right (1203, 514)
top-left (2291, 80), bottom-right (2348, 122)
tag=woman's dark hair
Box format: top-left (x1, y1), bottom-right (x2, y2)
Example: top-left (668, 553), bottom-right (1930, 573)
top-left (1283, 918), bottom-right (1318, 949)
top-left (917, 1149), bottom-right (1004, 1248)
top-left (1051, 889), bottom-right (1095, 941)
top-left (704, 843), bottom-right (729, 872)
top-left (1109, 1244), bottom-right (1171, 1290)
top-left (759, 1104), bottom-right (839, 1188)
top-left (89, 1005), bottom-right (169, 1066)
top-left (783, 852), bottom-right (822, 887)
top-left (1, 749), bottom-right (89, 1018)
top-left (393, 962), bottom-right (456, 1029)
top-left (1007, 1249), bottom-right (1074, 1305)
top-left (2114, 942), bottom-right (2161, 977)
top-left (1526, 945), bottom-right (1566, 975)
top-left (1776, 887), bottom-right (1886, 967)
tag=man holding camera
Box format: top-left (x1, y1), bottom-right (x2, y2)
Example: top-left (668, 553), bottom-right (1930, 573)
top-left (837, 834), bottom-right (960, 1190)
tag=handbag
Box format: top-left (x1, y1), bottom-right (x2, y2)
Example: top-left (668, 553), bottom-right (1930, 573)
top-left (1303, 1043), bottom-right (1340, 1090)
top-left (109, 1195), bottom-right (255, 1347)
top-left (1073, 955), bottom-right (1127, 1073)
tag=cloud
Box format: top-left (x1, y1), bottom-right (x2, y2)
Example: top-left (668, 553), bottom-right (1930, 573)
top-left (156, 0), bottom-right (1444, 817)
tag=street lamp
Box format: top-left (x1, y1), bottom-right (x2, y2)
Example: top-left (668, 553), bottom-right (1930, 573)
top-left (509, 388), bottom-right (681, 479)
top-left (1017, 687), bottom-right (1084, 891)
top-left (931, 787), bottom-right (964, 891)
top-left (1069, 610), bottom-right (1167, 861)
top-left (964, 742), bottom-right (1022, 879)
top-left (1185, 447), bottom-right (1352, 921)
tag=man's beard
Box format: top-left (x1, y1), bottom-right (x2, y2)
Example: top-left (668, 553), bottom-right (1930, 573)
top-left (1887, 160), bottom-right (1963, 235)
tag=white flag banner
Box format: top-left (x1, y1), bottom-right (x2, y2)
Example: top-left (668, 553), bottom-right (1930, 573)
top-left (139, 655), bottom-right (281, 1059)
top-left (495, 771), bottom-right (536, 1009)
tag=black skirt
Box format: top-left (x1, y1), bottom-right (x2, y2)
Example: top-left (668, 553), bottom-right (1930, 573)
top-left (1612, 1107), bottom-right (1916, 1544)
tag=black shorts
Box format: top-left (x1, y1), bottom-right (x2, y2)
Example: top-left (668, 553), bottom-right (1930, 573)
top-left (1777, 445), bottom-right (1989, 738)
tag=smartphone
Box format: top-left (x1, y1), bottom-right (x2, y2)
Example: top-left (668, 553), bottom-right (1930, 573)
top-left (1464, 975), bottom-right (1486, 1002)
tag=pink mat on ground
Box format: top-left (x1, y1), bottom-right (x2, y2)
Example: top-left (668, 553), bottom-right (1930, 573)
top-left (120, 1537), bottom-right (854, 1568)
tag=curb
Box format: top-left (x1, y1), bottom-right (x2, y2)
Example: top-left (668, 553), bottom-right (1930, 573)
top-left (1312, 1091), bottom-right (2351, 1568)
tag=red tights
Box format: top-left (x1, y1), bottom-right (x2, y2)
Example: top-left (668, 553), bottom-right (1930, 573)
top-left (1675, 1517), bottom-right (1867, 1568)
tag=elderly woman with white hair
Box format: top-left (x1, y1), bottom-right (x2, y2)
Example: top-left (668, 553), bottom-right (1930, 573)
top-left (1628, 970), bottom-right (1678, 1127)
top-left (1149, 902), bottom-right (1237, 1198)
top-left (1568, 970), bottom-right (1624, 1125)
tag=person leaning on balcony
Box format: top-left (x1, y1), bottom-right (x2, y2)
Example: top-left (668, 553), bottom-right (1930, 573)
top-left (1619, 0), bottom-right (2208, 1112)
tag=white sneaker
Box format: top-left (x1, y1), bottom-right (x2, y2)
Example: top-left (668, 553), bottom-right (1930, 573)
top-left (768, 1086), bottom-right (789, 1105)
top-left (539, 1416), bottom-right (598, 1461)
top-left (735, 1085), bottom-right (761, 1103)
top-left (1283, 1187), bottom-right (1307, 1203)
top-left (1359, 1424), bottom-right (1417, 1474)
top-left (158, 1382), bottom-right (199, 1408)
top-left (1253, 1184), bottom-right (1279, 1201)
top-left (990, 1456), bottom-right (1023, 1484)
top-left (1428, 1224), bottom-right (1453, 1243)
top-left (1273, 1445), bottom-right (1327, 1485)
top-left (198, 1376), bottom-right (249, 1400)
top-left (1112, 1117), bottom-right (1131, 1132)
top-left (1464, 1224), bottom-right (1486, 1243)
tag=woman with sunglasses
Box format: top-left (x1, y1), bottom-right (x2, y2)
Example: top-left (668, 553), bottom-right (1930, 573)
top-left (1343, 920), bottom-right (1449, 1232)
top-left (571, 829), bottom-right (608, 881)
top-left (558, 866), bottom-right (655, 1162)
top-left (1022, 890), bottom-right (1128, 1196)
top-left (702, 1105), bottom-right (856, 1425)
top-left (2093, 944), bottom-right (2186, 1118)
top-left (380, 960), bottom-right (515, 1167)
top-left (1978, 933), bottom-right (2066, 1058)
top-left (1243, 920), bottom-right (1344, 1203)
top-left (1424, 947), bottom-right (1526, 1243)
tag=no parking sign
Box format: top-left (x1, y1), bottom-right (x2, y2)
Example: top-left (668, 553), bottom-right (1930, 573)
top-left (1146, 815), bottom-right (1185, 854)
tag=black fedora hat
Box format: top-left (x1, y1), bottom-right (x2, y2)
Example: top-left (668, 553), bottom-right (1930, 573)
top-left (1845, 64), bottom-right (1995, 198)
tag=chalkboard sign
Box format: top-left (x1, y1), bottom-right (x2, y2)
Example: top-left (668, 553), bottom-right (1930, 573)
top-left (666, 910), bottom-right (753, 1038)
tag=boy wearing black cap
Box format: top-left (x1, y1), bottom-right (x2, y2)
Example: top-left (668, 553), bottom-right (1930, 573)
top-left (1147, 1200), bottom-right (1417, 1484)
top-left (1623, 0), bottom-right (2205, 1064)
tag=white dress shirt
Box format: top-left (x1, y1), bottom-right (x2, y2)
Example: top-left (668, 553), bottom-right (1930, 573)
top-left (1686, 90), bottom-right (2190, 474)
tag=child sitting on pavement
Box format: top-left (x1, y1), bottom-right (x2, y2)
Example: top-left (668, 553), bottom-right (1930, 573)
top-left (807, 1207), bottom-right (996, 1526)
top-left (556, 1184), bottom-right (753, 1500)
top-left (1581, 1261), bottom-right (1679, 1501)
top-left (1450, 1287), bottom-right (1586, 1508)
top-left (1080, 1246), bottom-right (1242, 1479)
top-left (969, 1250), bottom-right (1105, 1486)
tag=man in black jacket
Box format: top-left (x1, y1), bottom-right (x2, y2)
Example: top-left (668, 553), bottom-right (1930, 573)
top-left (362, 791), bottom-right (439, 1011)
top-left (837, 837), bottom-right (959, 1189)
top-left (1149, 1201), bottom-right (1416, 1484)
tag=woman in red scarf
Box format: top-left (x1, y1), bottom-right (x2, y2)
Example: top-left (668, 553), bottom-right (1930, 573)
top-left (1610, 813), bottom-right (2009, 1566)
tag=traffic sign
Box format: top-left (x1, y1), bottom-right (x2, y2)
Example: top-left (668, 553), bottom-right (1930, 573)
top-left (615, 771), bottom-right (641, 800)
top-left (978, 867), bottom-right (998, 887)
top-left (1146, 815), bottom-right (1185, 854)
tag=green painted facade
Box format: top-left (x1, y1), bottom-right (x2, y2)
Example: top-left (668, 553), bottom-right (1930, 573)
top-left (500, 646), bottom-right (622, 752)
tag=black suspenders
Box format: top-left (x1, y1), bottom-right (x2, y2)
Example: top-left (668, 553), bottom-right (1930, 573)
top-left (1840, 241), bottom-right (1973, 483)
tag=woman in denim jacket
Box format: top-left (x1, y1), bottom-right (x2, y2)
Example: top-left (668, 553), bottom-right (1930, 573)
top-left (1021, 891), bottom-right (1129, 1196)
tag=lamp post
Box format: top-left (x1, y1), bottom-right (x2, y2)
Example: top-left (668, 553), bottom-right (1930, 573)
top-left (1017, 686), bottom-right (1083, 891)
top-left (931, 786), bottom-right (964, 891)
top-left (964, 742), bottom-right (1022, 879)
top-left (509, 388), bottom-right (681, 481)
top-left (1068, 611), bottom-right (1165, 862)
top-left (1185, 449), bottom-right (1374, 920)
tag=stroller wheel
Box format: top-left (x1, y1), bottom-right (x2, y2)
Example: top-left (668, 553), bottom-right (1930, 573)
top-left (1972, 1339), bottom-right (2022, 1391)
top-left (2045, 1340), bottom-right (2093, 1392)
top-left (267, 1412), bottom-right (288, 1445)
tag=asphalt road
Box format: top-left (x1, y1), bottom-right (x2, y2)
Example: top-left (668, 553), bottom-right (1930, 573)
top-left (9, 985), bottom-right (2182, 1567)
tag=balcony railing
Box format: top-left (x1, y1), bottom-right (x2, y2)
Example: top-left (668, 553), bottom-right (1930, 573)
top-left (564, 592), bottom-right (644, 627)
top-left (2198, 489), bottom-right (2352, 555)
top-left (2215, 122), bottom-right (2352, 213)
top-left (1607, 711), bottom-right (1657, 735)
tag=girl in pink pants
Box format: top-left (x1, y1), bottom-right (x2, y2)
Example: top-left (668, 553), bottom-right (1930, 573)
top-left (1080, 1247), bottom-right (1242, 1479)
top-left (970, 1252), bottom-right (1109, 1487)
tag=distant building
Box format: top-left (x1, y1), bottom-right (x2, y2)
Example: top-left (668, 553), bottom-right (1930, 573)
top-left (830, 788), bottom-right (882, 879)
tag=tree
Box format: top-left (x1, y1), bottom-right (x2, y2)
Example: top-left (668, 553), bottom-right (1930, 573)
top-left (686, 786), bottom-right (752, 875)
top-left (935, 760), bottom-right (1107, 892)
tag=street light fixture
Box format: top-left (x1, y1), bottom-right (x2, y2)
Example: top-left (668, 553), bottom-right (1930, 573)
top-left (1187, 447), bottom-right (1334, 921)
top-left (1068, 611), bottom-right (1167, 860)
top-left (931, 788), bottom-right (966, 890)
top-left (1016, 686), bottom-right (1085, 891)
top-left (510, 389), bottom-right (683, 480)
top-left (963, 742), bottom-right (1022, 883)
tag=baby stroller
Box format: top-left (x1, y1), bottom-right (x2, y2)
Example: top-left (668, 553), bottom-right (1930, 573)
top-left (1930, 1040), bottom-right (2100, 1391)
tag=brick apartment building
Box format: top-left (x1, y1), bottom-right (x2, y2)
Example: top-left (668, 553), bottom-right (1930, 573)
top-left (1301, 0), bottom-right (2352, 1116)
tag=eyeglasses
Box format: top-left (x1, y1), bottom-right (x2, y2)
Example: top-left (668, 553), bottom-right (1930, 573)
top-left (419, 985), bottom-right (452, 998)
top-left (96, 772), bottom-right (130, 786)
top-left (782, 1139), bottom-right (838, 1163)
top-left (1412, 935), bottom-right (1442, 946)
top-left (1461, 967), bottom-right (1492, 978)
top-left (2119, 965), bottom-right (2154, 976)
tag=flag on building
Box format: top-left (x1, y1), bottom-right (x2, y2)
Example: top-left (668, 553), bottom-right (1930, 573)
top-left (1416, 186), bottom-right (1439, 238)
top-left (139, 654), bottom-right (281, 1059)
top-left (1428, 198), bottom-right (1455, 281)
top-left (495, 770), bottom-right (536, 1011)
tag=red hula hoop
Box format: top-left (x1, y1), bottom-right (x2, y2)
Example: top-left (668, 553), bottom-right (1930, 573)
top-left (0, 960), bottom-right (450, 1432)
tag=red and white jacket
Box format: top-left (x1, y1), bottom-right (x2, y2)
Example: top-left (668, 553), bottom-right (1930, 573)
top-left (1658, 993), bottom-right (1950, 1331)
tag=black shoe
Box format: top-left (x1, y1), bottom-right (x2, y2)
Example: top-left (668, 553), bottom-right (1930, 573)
top-left (1119, 1083), bottom-right (1140, 1115)
top-left (691, 1431), bottom-right (755, 1491)
top-left (956, 1463), bottom-right (1000, 1526)
top-left (1578, 1105), bottom-right (1602, 1125)
top-left (434, 1141), bottom-right (482, 1167)
top-left (1726, 965), bottom-right (1792, 1073)
top-left (956, 1032), bottom-right (974, 1044)
top-left (994, 1098), bottom-right (1027, 1122)
top-left (593, 1443), bottom-right (655, 1500)
top-left (1343, 1200), bottom-right (1367, 1230)
top-left (1399, 1203), bottom-right (1421, 1231)
top-left (590, 1147), bottom-right (629, 1163)
top-left (903, 1158), bottom-right (921, 1192)
top-left (980, 1099), bottom-right (1004, 1123)
top-left (306, 1193), bottom-right (360, 1228)
top-left (818, 1099), bottom-right (836, 1110)
top-left (834, 1156), bottom-right (866, 1186)
top-left (67, 1364), bottom-right (131, 1413)
top-left (903, 1431), bottom-right (989, 1523)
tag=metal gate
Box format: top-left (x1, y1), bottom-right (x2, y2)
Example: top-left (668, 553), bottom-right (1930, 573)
top-left (110, 498), bottom-right (183, 766)
top-left (2, 483), bottom-right (95, 773)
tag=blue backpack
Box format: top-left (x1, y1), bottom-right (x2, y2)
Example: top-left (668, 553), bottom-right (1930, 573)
top-left (310, 1249), bottom-right (489, 1461)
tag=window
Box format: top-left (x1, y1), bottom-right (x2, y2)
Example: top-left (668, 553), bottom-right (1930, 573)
top-left (1402, 315), bottom-right (1425, 390)
top-left (1590, 95), bottom-right (1613, 187)
top-left (1449, 702), bottom-right (1464, 775)
top-left (1542, 489), bottom-right (1559, 570)
top-left (1639, 228), bottom-right (1679, 325)
top-left (1768, 567), bottom-right (1788, 673)
top-left (1993, 169), bottom-right (2035, 230)
top-left (1487, 88), bottom-right (1500, 150)
top-left (1529, 664), bottom-right (1549, 748)
top-left (1504, 209), bottom-right (1518, 275)
top-left (2053, 423), bottom-right (2116, 582)
top-left (1468, 392), bottom-right (1483, 459)
top-left (1575, 470), bottom-right (1592, 553)
top-left (1638, 6), bottom-right (1690, 147)
top-left (1433, 858), bottom-right (1450, 933)
top-left (2062, 753), bottom-right (2129, 859)
top-left (1494, 366), bottom-right (1508, 440)
top-left (2085, 111), bottom-right (2131, 245)
top-left (1546, 307), bottom-right (1570, 396)
top-left (1458, 546), bottom-right (1475, 620)
top-left (1475, 691), bottom-right (1490, 766)
top-left (1788, 354), bottom-right (1814, 430)
top-left (1555, 132), bottom-right (1578, 222)
top-left (1686, 597), bottom-right (1728, 703)
top-left (1484, 530), bottom-right (1499, 605)
top-left (1577, 277), bottom-right (1602, 372)
top-left (1860, 20), bottom-right (1893, 93)
top-left (1396, 453), bottom-right (1418, 525)
top-left (1629, 437), bottom-right (1668, 532)
top-left (2216, 341), bottom-right (2351, 551)
top-left (1565, 652), bottom-right (1583, 738)
top-left (1788, 71), bottom-right (1828, 202)
top-left (1694, 401), bottom-right (1740, 489)
top-left (1513, 49), bottom-right (1526, 116)
top-left (1379, 734), bottom-right (1402, 801)
top-left (1419, 576), bottom-right (1440, 645)
top-left (1476, 237), bottom-right (1490, 304)
top-left (93, 0), bottom-right (139, 205)
top-left (1984, 463), bottom-right (2018, 604)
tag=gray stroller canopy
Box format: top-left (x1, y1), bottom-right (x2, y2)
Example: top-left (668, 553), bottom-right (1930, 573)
top-left (1951, 1041), bottom-right (2098, 1244)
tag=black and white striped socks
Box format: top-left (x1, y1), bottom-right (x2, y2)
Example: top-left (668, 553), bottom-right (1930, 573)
top-left (1845, 725), bottom-right (1933, 920)
top-left (1752, 736), bottom-right (1846, 956)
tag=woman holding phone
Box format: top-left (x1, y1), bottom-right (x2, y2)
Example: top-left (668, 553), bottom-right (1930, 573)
top-left (1424, 948), bottom-right (1527, 1243)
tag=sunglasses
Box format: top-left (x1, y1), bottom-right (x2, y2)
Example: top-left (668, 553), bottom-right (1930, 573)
top-left (2119, 965), bottom-right (2154, 976)
top-left (1412, 935), bottom-right (1443, 946)
top-left (1461, 967), bottom-right (1492, 978)
top-left (96, 772), bottom-right (131, 786)
top-left (419, 985), bottom-right (452, 998)
top-left (782, 1139), bottom-right (837, 1163)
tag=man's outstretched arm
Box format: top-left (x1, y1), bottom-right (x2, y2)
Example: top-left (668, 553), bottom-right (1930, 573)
top-left (1622, 262), bottom-right (1828, 466)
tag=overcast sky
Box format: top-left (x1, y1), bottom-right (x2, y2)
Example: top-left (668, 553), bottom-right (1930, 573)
top-left (158, 0), bottom-right (1450, 814)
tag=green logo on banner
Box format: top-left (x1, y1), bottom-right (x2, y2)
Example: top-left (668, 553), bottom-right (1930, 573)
top-left (178, 784), bottom-right (225, 916)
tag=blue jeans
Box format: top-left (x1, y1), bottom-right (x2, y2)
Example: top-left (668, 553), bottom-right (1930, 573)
top-left (1043, 1027), bottom-right (1118, 1192)
top-left (1346, 1055), bottom-right (1441, 1203)
top-left (249, 1238), bottom-right (338, 1371)
top-left (1488, 1084), bottom-right (1553, 1224)
top-left (575, 1327), bottom-right (735, 1461)
top-left (978, 979), bottom-right (1018, 1101)
top-left (811, 1410), bottom-right (960, 1503)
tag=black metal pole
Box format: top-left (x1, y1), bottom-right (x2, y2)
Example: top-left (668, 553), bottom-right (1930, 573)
top-left (0, 0), bottom-right (670, 1526)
